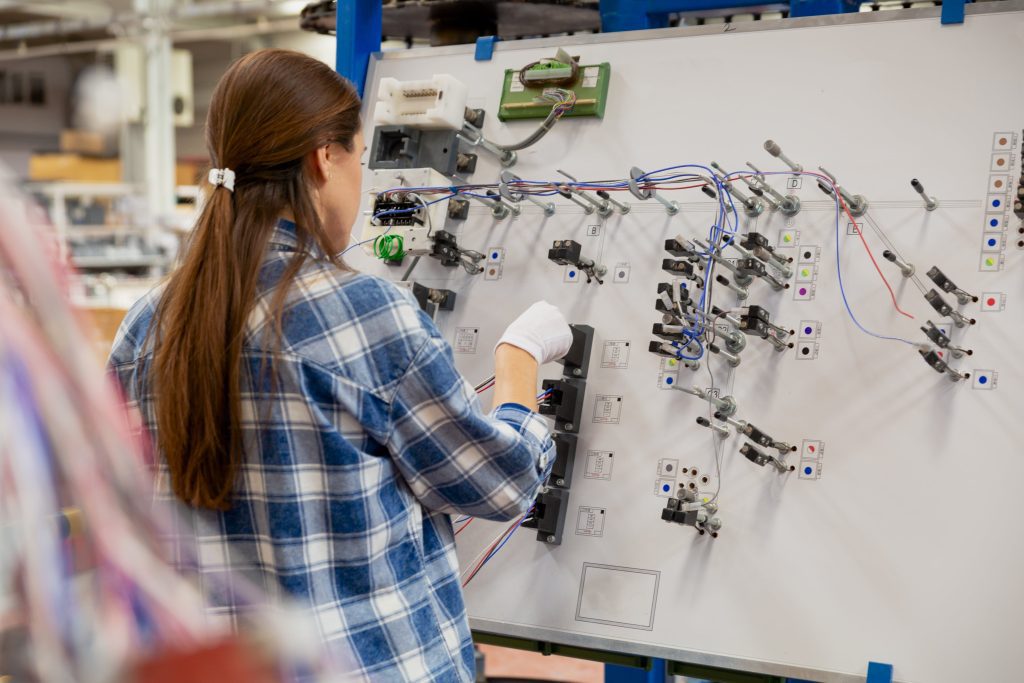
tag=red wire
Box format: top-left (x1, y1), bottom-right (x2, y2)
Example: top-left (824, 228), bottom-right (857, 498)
top-left (835, 188), bottom-right (915, 320)
top-left (455, 518), bottom-right (473, 535)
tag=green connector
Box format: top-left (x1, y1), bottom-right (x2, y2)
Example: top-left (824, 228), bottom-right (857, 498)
top-left (498, 62), bottom-right (611, 121)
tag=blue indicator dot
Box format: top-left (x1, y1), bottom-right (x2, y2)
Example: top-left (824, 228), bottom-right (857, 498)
top-left (988, 238), bottom-right (998, 247)
top-left (803, 466), bottom-right (813, 476)
top-left (665, 376), bottom-right (674, 385)
top-left (990, 218), bottom-right (1000, 227)
top-left (979, 375), bottom-right (988, 385)
top-left (568, 270), bottom-right (576, 278)
top-left (804, 326), bottom-right (813, 335)
top-left (491, 251), bottom-right (499, 259)
top-left (680, 283), bottom-right (688, 289)
top-left (993, 199), bottom-right (1002, 208)
top-left (662, 484), bottom-right (671, 492)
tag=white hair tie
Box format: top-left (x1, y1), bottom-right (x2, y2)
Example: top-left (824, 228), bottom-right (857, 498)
top-left (208, 167), bottom-right (236, 192)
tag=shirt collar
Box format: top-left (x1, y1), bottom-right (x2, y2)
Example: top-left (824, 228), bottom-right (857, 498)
top-left (268, 217), bottom-right (328, 260)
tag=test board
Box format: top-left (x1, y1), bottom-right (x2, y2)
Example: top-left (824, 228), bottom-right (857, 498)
top-left (352, 5), bottom-right (1024, 681)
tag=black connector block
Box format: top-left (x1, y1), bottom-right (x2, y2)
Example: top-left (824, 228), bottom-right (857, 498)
top-left (409, 282), bottom-right (456, 319)
top-left (548, 433), bottom-right (577, 489)
top-left (369, 125), bottom-right (476, 177)
top-left (662, 258), bottom-right (696, 277)
top-left (557, 324), bottom-right (594, 379)
top-left (521, 488), bottom-right (570, 545)
top-left (430, 231), bottom-right (462, 268)
top-left (539, 377), bottom-right (586, 433)
top-left (548, 240), bottom-right (582, 266)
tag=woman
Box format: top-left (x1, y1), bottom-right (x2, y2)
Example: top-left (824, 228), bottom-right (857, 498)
top-left (109, 49), bottom-right (571, 681)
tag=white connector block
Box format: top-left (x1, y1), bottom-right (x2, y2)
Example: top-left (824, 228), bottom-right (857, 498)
top-left (362, 168), bottom-right (451, 257)
top-left (373, 74), bottom-right (468, 131)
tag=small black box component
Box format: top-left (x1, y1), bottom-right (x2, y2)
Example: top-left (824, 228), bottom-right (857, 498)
top-left (664, 238), bottom-right (692, 257)
top-left (924, 289), bottom-right (952, 317)
top-left (539, 377), bottom-right (586, 433)
top-left (558, 324), bottom-right (594, 379)
top-left (548, 433), bottom-right (577, 489)
top-left (548, 239), bottom-right (582, 266)
top-left (662, 259), bottom-right (696, 277)
top-left (521, 488), bottom-right (570, 545)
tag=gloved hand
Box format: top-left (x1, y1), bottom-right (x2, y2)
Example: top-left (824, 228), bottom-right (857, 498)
top-left (496, 301), bottom-right (573, 365)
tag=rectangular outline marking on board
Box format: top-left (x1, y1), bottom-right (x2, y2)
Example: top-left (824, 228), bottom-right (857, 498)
top-left (575, 563), bottom-right (660, 631)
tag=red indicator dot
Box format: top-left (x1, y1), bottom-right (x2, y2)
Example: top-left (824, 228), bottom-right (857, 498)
top-left (987, 297), bottom-right (996, 307)
top-left (808, 445), bottom-right (816, 454)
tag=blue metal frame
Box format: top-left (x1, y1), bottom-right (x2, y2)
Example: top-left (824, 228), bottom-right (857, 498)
top-left (335, 0), bottom-right (382, 95)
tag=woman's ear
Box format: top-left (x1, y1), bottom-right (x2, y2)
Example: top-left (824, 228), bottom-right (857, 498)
top-left (310, 145), bottom-right (331, 184)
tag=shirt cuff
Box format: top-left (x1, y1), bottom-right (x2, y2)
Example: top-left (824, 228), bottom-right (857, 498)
top-left (492, 402), bottom-right (555, 472)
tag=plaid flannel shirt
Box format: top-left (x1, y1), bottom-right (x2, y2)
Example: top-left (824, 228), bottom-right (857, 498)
top-left (108, 219), bottom-right (554, 682)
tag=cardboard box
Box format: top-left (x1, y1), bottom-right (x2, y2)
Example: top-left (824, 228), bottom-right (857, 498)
top-left (60, 129), bottom-right (114, 156)
top-left (30, 153), bottom-right (199, 186)
top-left (29, 153), bottom-right (121, 182)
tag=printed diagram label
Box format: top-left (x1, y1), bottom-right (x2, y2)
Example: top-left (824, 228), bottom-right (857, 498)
top-left (592, 395), bottom-right (623, 424)
top-left (454, 327), bottom-right (479, 354)
top-left (584, 451), bottom-right (614, 480)
top-left (576, 506), bottom-right (606, 537)
top-left (601, 340), bottom-right (631, 369)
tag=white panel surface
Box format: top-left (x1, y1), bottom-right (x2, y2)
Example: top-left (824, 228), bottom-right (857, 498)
top-left (354, 6), bottom-right (1024, 681)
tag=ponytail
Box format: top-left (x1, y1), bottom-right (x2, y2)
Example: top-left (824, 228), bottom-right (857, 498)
top-left (148, 49), bottom-right (361, 509)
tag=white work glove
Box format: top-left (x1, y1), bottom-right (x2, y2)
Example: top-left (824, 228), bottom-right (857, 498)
top-left (496, 301), bottom-right (573, 365)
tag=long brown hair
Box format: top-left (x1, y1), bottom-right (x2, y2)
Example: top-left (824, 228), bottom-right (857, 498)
top-left (150, 49), bottom-right (361, 509)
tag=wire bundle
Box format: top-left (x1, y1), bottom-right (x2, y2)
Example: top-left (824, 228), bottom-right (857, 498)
top-left (0, 170), bottom-right (349, 682)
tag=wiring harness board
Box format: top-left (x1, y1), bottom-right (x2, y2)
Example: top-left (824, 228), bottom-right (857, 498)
top-left (351, 5), bottom-right (1024, 682)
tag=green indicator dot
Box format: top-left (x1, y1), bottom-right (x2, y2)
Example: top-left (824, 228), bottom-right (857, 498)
top-left (801, 268), bottom-right (810, 277)
top-left (667, 359), bottom-right (678, 367)
top-left (985, 258), bottom-right (995, 267)
top-left (783, 234), bottom-right (792, 243)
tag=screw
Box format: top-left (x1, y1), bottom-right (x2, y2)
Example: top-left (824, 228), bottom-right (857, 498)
top-left (546, 535), bottom-right (556, 543)
top-left (556, 478), bottom-right (565, 486)
top-left (572, 368), bottom-right (582, 377)
top-left (564, 423), bottom-right (574, 431)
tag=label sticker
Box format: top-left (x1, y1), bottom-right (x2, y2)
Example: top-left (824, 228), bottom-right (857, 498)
top-left (972, 370), bottom-right (997, 390)
top-left (576, 506), bottom-right (606, 537)
top-left (601, 340), bottom-right (631, 369)
top-left (454, 327), bottom-right (479, 354)
top-left (980, 292), bottom-right (1005, 312)
top-left (584, 451), bottom-right (614, 480)
top-left (509, 79), bottom-right (524, 93)
top-left (592, 395), bottom-right (623, 424)
top-left (612, 262), bottom-right (631, 284)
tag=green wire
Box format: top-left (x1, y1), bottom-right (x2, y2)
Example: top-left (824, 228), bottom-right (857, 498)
top-left (373, 234), bottom-right (405, 261)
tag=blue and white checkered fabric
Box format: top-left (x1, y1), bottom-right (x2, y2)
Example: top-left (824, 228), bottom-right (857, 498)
top-left (108, 219), bottom-right (554, 682)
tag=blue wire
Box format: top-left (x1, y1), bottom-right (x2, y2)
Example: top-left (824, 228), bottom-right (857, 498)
top-left (480, 510), bottom-right (533, 567)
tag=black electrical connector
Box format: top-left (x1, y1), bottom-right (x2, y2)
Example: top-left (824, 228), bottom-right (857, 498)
top-left (558, 324), bottom-right (594, 379)
top-left (539, 377), bottom-right (586, 433)
top-left (408, 282), bottom-right (456, 318)
top-left (548, 239), bottom-right (582, 265)
top-left (369, 125), bottom-right (477, 176)
top-left (740, 443), bottom-right (793, 472)
top-left (547, 240), bottom-right (605, 284)
top-left (924, 289), bottom-right (953, 317)
top-left (656, 282), bottom-right (690, 313)
top-left (548, 433), bottom-right (577, 489)
top-left (521, 488), bottom-right (570, 545)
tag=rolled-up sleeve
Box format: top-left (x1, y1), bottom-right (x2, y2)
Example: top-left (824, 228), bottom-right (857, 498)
top-left (385, 333), bottom-right (554, 521)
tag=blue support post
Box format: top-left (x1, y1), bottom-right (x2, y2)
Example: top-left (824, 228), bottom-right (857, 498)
top-left (475, 35), bottom-right (498, 61)
top-left (866, 661), bottom-right (894, 683)
top-left (605, 658), bottom-right (666, 683)
top-left (335, 0), bottom-right (382, 96)
top-left (941, 0), bottom-right (967, 24)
